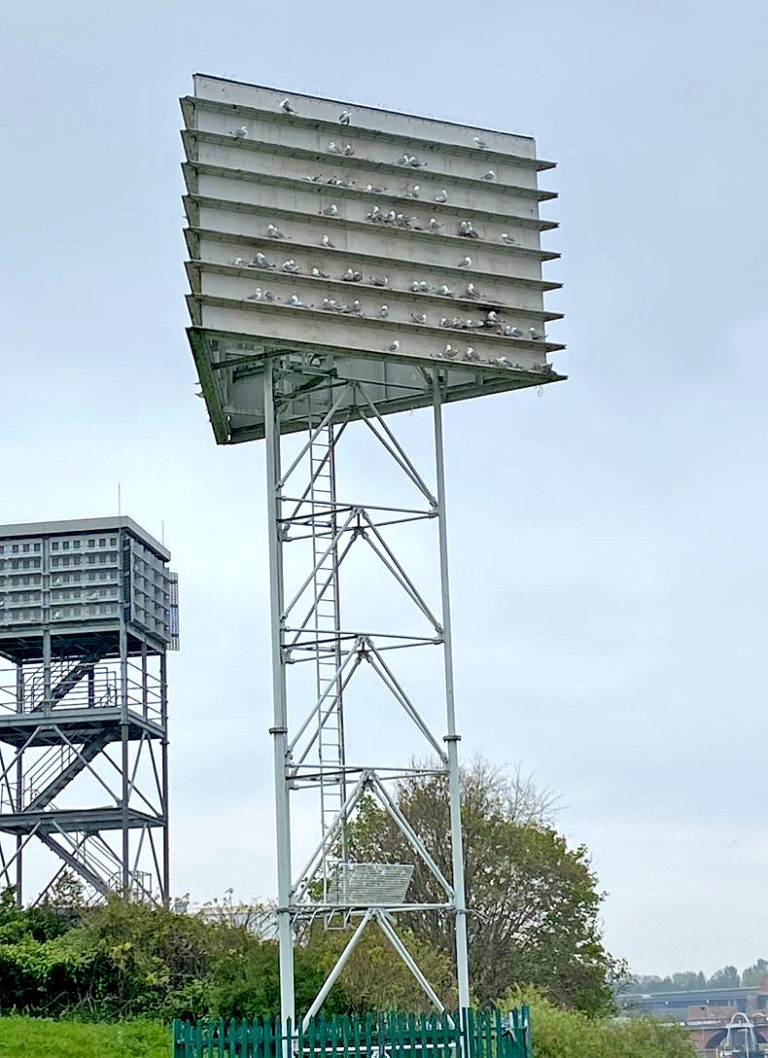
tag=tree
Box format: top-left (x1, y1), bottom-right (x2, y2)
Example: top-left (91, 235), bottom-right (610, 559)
top-left (709, 966), bottom-right (740, 989)
top-left (345, 759), bottom-right (622, 1013)
top-left (742, 959), bottom-right (768, 987)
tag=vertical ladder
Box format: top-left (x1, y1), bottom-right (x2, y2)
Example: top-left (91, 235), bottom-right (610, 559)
top-left (308, 424), bottom-right (347, 899)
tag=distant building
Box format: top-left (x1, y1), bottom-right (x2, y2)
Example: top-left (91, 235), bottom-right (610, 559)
top-left (621, 986), bottom-right (768, 1056)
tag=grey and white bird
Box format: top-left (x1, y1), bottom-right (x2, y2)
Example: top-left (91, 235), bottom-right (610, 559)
top-left (497, 356), bottom-right (515, 369)
top-left (263, 290), bottom-right (278, 301)
top-left (409, 156), bottom-right (425, 168)
top-left (369, 275), bottom-right (389, 287)
top-left (443, 344), bottom-right (457, 358)
top-left (322, 204), bottom-right (339, 217)
top-left (459, 255), bottom-right (472, 268)
top-left (482, 170), bottom-right (495, 182)
top-left (321, 297), bottom-right (336, 310)
top-left (437, 284), bottom-right (453, 297)
top-left (440, 317), bottom-right (453, 328)
top-left (253, 252), bottom-right (275, 269)
top-left (464, 319), bottom-right (484, 329)
top-left (418, 280), bottom-right (429, 292)
top-left (343, 143), bottom-right (355, 156)
top-left (342, 268), bottom-right (362, 282)
top-left (384, 210), bottom-right (397, 224)
top-left (407, 184), bottom-right (421, 198)
top-left (304, 174), bottom-right (323, 182)
top-left (232, 257), bottom-right (248, 266)
top-left (398, 153), bottom-right (414, 166)
top-left (367, 205), bottom-right (383, 222)
top-left (428, 217), bottom-right (444, 233)
top-left (379, 305), bottom-right (389, 318)
top-left (366, 184), bottom-right (388, 194)
top-left (286, 294), bottom-right (304, 307)
top-left (388, 339), bottom-right (400, 352)
top-left (230, 125), bottom-right (248, 138)
top-left (458, 220), bottom-right (479, 238)
top-left (473, 136), bottom-right (487, 149)
top-left (465, 283), bottom-right (480, 298)
top-left (246, 288), bottom-right (262, 301)
top-left (280, 98), bottom-right (295, 114)
top-left (465, 346), bottom-right (481, 361)
top-left (321, 234), bottom-right (335, 248)
top-left (281, 259), bottom-right (300, 273)
top-left (410, 280), bottom-right (422, 293)
top-left (339, 109), bottom-right (351, 125)
top-left (501, 232), bottom-right (518, 245)
top-left (504, 325), bottom-right (523, 338)
top-left (266, 223), bottom-right (285, 238)
top-left (350, 300), bottom-right (363, 314)
top-left (410, 312), bottom-right (427, 324)
top-left (435, 189), bottom-right (448, 203)
top-left (327, 141), bottom-right (342, 154)
top-left (486, 310), bottom-right (500, 324)
top-left (529, 327), bottom-right (545, 340)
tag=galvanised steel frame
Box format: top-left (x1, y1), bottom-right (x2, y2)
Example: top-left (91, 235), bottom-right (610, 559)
top-left (0, 627), bottom-right (169, 905)
top-left (262, 352), bottom-right (470, 1039)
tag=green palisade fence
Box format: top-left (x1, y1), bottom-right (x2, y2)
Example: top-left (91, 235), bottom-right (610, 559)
top-left (171, 1008), bottom-right (531, 1058)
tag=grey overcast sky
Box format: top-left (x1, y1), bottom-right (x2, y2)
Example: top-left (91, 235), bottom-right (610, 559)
top-left (3, 0), bottom-right (768, 979)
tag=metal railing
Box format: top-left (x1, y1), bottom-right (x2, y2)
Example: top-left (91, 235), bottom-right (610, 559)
top-left (0, 660), bottom-right (162, 720)
top-left (171, 1008), bottom-right (531, 1058)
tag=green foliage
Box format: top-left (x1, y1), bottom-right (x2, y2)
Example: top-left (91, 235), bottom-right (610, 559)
top-left (307, 922), bottom-right (457, 1012)
top-left (499, 990), bottom-right (694, 1058)
top-left (0, 888), bottom-right (347, 1021)
top-left (0, 1015), bottom-right (169, 1057)
top-left (742, 958), bottom-right (768, 986)
top-left (346, 761), bottom-right (623, 1014)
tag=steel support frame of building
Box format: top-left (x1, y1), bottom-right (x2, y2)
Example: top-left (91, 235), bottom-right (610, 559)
top-left (262, 351), bottom-right (470, 1043)
top-left (0, 624), bottom-right (170, 906)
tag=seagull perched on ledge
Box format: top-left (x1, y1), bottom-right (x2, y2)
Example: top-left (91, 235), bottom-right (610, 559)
top-left (280, 98), bottom-right (295, 114)
top-left (339, 109), bottom-right (351, 125)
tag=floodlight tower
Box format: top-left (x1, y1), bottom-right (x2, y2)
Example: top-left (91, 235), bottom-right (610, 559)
top-left (181, 74), bottom-right (564, 1036)
top-left (0, 517), bottom-right (178, 905)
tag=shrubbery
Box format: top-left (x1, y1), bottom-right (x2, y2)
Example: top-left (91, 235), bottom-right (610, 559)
top-left (498, 991), bottom-right (693, 1058)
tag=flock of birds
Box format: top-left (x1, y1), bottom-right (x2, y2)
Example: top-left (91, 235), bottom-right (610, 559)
top-left (220, 97), bottom-right (547, 372)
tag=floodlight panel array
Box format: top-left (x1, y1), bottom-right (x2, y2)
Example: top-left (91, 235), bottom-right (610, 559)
top-left (0, 522), bottom-right (176, 645)
top-left (181, 76), bottom-right (565, 441)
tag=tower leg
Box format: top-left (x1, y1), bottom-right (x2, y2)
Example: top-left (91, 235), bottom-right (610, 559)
top-left (264, 357), bottom-right (295, 1046)
top-left (433, 379), bottom-right (471, 1015)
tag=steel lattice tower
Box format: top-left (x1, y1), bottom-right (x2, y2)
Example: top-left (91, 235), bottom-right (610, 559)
top-left (181, 73), bottom-right (564, 1040)
top-left (0, 517), bottom-right (178, 905)
top-left (263, 358), bottom-right (470, 1025)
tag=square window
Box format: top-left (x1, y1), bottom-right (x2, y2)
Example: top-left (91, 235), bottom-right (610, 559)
top-left (52, 542), bottom-right (59, 551)
top-left (63, 541), bottom-right (70, 550)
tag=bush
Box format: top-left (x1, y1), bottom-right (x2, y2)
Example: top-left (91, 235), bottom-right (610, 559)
top-left (498, 989), bottom-right (694, 1058)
